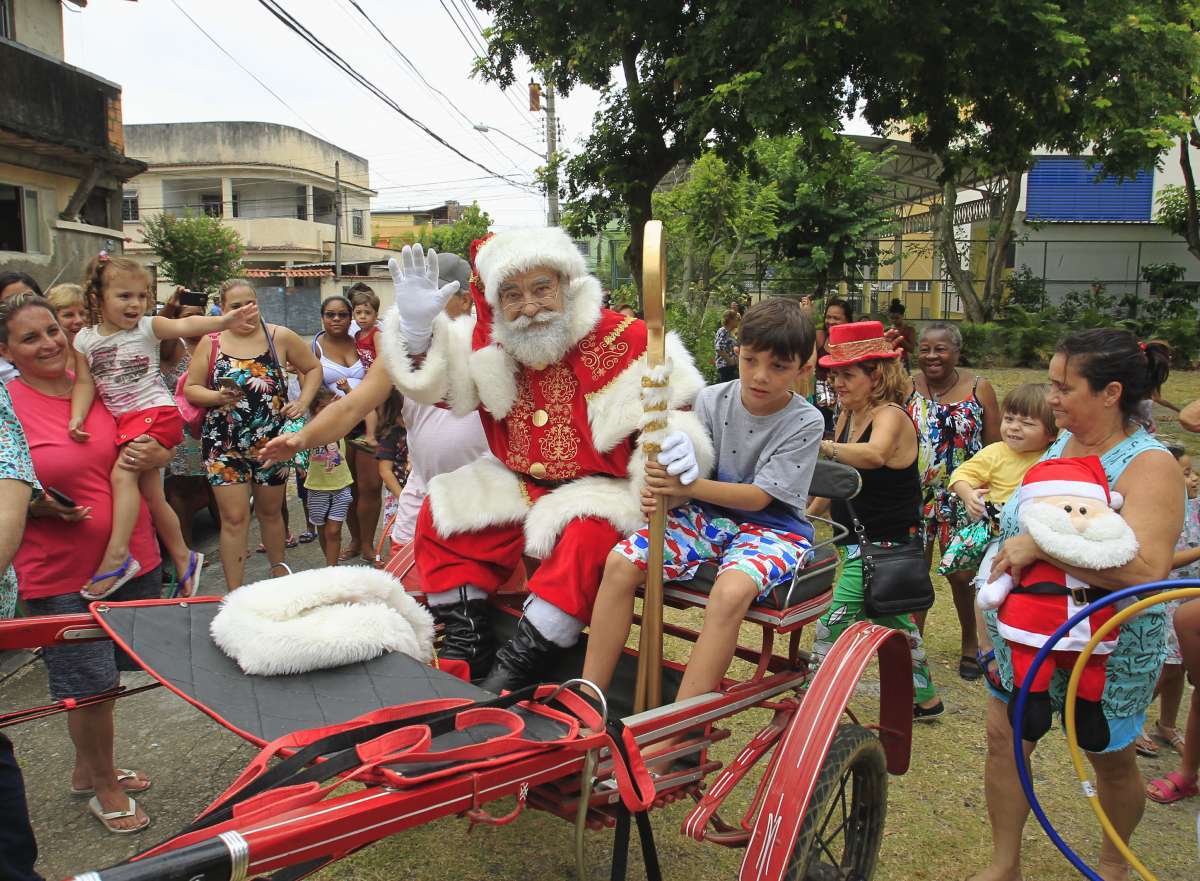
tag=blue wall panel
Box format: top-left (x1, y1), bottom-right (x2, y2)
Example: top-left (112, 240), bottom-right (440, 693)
top-left (1025, 157), bottom-right (1153, 222)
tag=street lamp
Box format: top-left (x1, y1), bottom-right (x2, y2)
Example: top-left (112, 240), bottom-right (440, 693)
top-left (473, 124), bottom-right (545, 161)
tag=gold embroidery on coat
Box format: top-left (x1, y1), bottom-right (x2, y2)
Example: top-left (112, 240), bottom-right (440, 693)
top-left (578, 316), bottom-right (634, 379)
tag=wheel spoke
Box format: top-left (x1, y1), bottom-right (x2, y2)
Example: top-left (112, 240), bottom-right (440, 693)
top-left (817, 768), bottom-right (851, 840)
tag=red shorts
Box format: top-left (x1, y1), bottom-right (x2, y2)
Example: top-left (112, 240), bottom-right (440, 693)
top-left (116, 406), bottom-right (184, 448)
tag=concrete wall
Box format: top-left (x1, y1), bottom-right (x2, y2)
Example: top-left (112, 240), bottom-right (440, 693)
top-left (125, 122), bottom-right (372, 191)
top-left (12, 0), bottom-right (63, 60)
top-left (0, 161), bottom-right (124, 289)
top-left (1012, 219), bottom-right (1200, 304)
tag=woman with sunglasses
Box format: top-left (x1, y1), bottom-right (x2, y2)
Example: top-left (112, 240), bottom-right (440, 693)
top-left (311, 295), bottom-right (381, 563)
top-left (184, 280), bottom-right (321, 588)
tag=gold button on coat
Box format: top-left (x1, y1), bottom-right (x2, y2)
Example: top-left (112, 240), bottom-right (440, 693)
top-left (530, 462), bottom-right (547, 478)
top-left (532, 409), bottom-right (549, 427)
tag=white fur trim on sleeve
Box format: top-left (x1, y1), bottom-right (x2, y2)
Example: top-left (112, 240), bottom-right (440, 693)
top-left (427, 456), bottom-right (529, 537)
top-left (209, 567), bottom-right (435, 675)
top-left (380, 310), bottom-right (455, 405)
top-left (469, 344), bottom-right (519, 419)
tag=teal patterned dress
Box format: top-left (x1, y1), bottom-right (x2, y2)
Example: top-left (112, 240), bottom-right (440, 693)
top-left (984, 428), bottom-right (1171, 723)
top-left (0, 382), bottom-right (41, 617)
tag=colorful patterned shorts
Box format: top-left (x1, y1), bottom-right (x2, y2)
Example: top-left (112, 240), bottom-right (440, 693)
top-left (615, 502), bottom-right (811, 600)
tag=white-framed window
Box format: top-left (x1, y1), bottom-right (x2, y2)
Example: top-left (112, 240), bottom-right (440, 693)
top-left (0, 184), bottom-right (42, 253)
top-left (351, 209), bottom-right (364, 237)
top-left (201, 194), bottom-right (222, 218)
top-left (122, 191), bottom-right (139, 222)
top-left (907, 280), bottom-right (931, 293)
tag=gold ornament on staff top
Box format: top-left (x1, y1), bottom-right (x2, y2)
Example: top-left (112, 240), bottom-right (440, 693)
top-left (634, 220), bottom-right (669, 714)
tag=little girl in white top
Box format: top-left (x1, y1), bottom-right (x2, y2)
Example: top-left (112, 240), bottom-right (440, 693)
top-left (70, 253), bottom-right (256, 599)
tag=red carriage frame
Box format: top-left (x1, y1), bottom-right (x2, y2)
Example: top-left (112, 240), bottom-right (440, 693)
top-left (0, 463), bottom-right (914, 881)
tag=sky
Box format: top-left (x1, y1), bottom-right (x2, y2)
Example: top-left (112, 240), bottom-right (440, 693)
top-left (63, 0), bottom-right (605, 229)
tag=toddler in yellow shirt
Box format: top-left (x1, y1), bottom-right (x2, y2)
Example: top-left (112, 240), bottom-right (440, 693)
top-left (938, 384), bottom-right (1057, 574)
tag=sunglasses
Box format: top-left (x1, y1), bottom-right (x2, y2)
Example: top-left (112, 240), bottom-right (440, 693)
top-left (322, 311), bottom-right (350, 319)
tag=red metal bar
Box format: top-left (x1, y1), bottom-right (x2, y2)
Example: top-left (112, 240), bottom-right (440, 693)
top-left (738, 622), bottom-right (913, 881)
top-left (0, 613), bottom-right (107, 651)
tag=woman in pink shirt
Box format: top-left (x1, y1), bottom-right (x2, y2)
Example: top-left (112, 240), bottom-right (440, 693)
top-left (0, 293), bottom-right (171, 834)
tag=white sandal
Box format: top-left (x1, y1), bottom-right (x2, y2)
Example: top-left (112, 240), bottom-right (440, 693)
top-left (88, 794), bottom-right (150, 834)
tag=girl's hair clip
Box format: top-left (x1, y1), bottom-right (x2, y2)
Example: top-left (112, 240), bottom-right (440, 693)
top-left (1138, 341), bottom-right (1147, 352)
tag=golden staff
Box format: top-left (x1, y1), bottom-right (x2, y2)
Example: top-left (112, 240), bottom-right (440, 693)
top-left (634, 220), bottom-right (668, 713)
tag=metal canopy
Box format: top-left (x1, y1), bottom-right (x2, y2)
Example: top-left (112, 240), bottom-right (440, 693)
top-left (846, 134), bottom-right (992, 211)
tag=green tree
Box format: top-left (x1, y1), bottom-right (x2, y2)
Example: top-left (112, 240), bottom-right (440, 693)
top-left (750, 135), bottom-right (897, 298)
top-left (652, 152), bottom-right (778, 332)
top-left (411, 202), bottom-right (493, 257)
top-left (139, 212), bottom-right (244, 293)
top-left (850, 0), bottom-right (1200, 320)
top-left (475, 0), bottom-right (857, 288)
top-left (1156, 180), bottom-right (1200, 264)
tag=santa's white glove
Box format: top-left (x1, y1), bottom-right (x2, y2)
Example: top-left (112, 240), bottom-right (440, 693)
top-left (387, 244), bottom-right (460, 355)
top-left (976, 573), bottom-right (1013, 611)
top-left (657, 431), bottom-right (700, 485)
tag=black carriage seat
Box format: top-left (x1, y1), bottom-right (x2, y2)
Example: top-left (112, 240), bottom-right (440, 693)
top-left (660, 460), bottom-right (861, 634)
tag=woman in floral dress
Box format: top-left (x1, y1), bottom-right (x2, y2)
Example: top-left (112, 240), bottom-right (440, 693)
top-left (906, 321), bottom-right (1000, 679)
top-left (183, 280), bottom-right (322, 589)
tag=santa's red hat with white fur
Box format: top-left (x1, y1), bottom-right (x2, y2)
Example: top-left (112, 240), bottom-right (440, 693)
top-left (1018, 456), bottom-right (1123, 511)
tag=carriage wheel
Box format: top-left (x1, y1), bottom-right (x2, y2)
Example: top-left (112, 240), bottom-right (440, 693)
top-left (784, 724), bottom-right (887, 881)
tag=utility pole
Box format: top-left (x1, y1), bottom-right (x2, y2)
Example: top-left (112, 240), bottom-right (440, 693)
top-left (544, 85), bottom-right (560, 226)
top-left (334, 159), bottom-right (342, 279)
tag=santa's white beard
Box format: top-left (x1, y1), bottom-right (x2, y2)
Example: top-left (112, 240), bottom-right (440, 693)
top-left (493, 304), bottom-right (577, 367)
top-left (1021, 501), bottom-right (1139, 570)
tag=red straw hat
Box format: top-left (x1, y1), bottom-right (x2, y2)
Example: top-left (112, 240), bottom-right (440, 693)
top-left (818, 320), bottom-right (902, 368)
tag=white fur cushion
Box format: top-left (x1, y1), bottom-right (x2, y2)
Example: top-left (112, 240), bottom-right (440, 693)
top-left (210, 567), bottom-right (435, 676)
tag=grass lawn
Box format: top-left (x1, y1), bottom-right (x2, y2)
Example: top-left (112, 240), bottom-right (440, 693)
top-left (316, 367), bottom-right (1200, 881)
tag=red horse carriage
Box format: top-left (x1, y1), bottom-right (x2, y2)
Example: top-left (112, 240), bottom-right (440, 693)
top-left (0, 457), bottom-right (913, 881)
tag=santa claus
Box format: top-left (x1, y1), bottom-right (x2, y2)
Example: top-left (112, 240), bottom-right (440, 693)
top-left (380, 229), bottom-right (709, 693)
top-left (978, 456), bottom-right (1139, 752)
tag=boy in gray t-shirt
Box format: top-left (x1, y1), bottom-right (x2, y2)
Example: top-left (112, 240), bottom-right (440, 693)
top-left (583, 298), bottom-right (821, 708)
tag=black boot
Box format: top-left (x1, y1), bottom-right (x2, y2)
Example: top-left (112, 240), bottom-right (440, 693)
top-left (429, 587), bottom-right (495, 681)
top-left (478, 615), bottom-right (564, 694)
top-left (1074, 698), bottom-right (1111, 753)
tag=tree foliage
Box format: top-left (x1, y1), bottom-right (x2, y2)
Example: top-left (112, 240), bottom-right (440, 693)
top-left (411, 202), bottom-right (493, 257)
top-left (750, 135), bottom-right (897, 297)
top-left (475, 0), bottom-right (858, 287)
top-left (139, 212), bottom-right (244, 293)
top-left (653, 152), bottom-right (778, 332)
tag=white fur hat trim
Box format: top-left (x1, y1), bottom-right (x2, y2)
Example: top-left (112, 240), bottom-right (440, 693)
top-left (474, 227), bottom-right (588, 307)
top-left (209, 566), bottom-right (435, 676)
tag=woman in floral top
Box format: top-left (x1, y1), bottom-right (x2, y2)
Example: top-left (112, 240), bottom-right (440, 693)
top-left (0, 381), bottom-right (39, 618)
top-left (183, 280), bottom-right (322, 589)
top-left (713, 309), bottom-right (740, 383)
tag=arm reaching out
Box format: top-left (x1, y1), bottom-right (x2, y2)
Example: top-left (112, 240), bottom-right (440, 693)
top-left (152, 302), bottom-right (259, 340)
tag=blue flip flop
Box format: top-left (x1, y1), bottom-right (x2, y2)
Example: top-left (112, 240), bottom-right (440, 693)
top-left (81, 555), bottom-right (141, 601)
top-left (170, 551), bottom-right (204, 599)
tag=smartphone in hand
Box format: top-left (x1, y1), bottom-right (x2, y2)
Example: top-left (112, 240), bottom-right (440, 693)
top-left (45, 487), bottom-right (77, 508)
top-left (179, 290), bottom-right (209, 308)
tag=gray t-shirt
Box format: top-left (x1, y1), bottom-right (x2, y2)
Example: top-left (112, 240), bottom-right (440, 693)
top-left (693, 380), bottom-right (823, 539)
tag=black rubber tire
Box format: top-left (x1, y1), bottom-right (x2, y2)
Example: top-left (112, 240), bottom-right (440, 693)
top-left (783, 723), bottom-right (888, 881)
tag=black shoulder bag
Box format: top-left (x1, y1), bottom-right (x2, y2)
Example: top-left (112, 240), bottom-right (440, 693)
top-left (837, 413), bottom-right (934, 617)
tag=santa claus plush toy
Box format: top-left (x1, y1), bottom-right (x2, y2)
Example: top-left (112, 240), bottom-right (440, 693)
top-left (977, 456), bottom-right (1139, 752)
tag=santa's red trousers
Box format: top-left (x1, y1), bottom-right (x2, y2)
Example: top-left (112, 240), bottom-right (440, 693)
top-left (413, 500), bottom-right (621, 622)
top-left (1009, 643), bottom-right (1108, 700)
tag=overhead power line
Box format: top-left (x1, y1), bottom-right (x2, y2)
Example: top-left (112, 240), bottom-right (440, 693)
top-left (252, 0), bottom-right (534, 193)
top-left (339, 0), bottom-right (529, 176)
top-left (170, 0), bottom-right (328, 142)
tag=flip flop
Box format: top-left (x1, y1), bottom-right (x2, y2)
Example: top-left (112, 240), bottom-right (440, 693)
top-left (88, 794), bottom-right (150, 834)
top-left (297, 531), bottom-right (318, 544)
top-left (337, 547), bottom-right (361, 563)
top-left (170, 552), bottom-right (204, 599)
top-left (1155, 725), bottom-right (1186, 755)
top-left (286, 534), bottom-right (299, 548)
top-left (81, 555), bottom-right (141, 601)
top-left (71, 768), bottom-right (151, 797)
top-left (1146, 770), bottom-right (1199, 804)
top-left (976, 649), bottom-right (1006, 693)
top-left (958, 655), bottom-right (983, 681)
top-left (270, 562), bottom-right (293, 577)
top-left (1134, 732), bottom-right (1159, 758)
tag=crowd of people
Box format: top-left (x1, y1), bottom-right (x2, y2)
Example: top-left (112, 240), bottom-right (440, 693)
top-left (1, 229), bottom-right (1199, 881)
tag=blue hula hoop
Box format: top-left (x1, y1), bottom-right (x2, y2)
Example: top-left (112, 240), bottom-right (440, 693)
top-left (1009, 577), bottom-right (1192, 881)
